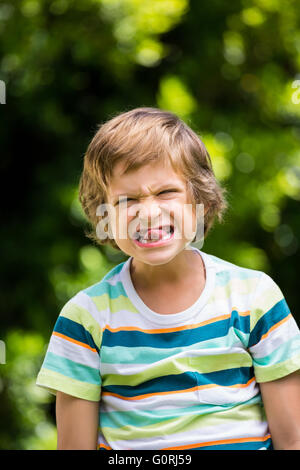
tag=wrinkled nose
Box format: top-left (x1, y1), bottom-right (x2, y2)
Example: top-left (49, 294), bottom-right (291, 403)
top-left (137, 201), bottom-right (162, 230)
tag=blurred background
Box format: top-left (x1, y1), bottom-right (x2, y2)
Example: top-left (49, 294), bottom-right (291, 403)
top-left (0, 0), bottom-right (300, 450)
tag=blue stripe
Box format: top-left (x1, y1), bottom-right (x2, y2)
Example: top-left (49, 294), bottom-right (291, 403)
top-left (102, 311), bottom-right (250, 349)
top-left (102, 325), bottom-right (225, 349)
top-left (191, 437), bottom-right (273, 450)
top-left (248, 298), bottom-right (290, 348)
top-left (103, 371), bottom-right (197, 396)
top-left (100, 327), bottom-right (250, 365)
top-left (83, 261), bottom-right (127, 298)
top-left (232, 309), bottom-right (250, 335)
top-left (102, 367), bottom-right (254, 397)
top-left (83, 263), bottom-right (126, 298)
top-left (54, 316), bottom-right (99, 353)
top-left (84, 280), bottom-right (128, 299)
top-left (98, 439), bottom-right (273, 450)
top-left (42, 351), bottom-right (101, 385)
top-left (215, 269), bottom-right (260, 287)
top-left (103, 261), bottom-right (125, 277)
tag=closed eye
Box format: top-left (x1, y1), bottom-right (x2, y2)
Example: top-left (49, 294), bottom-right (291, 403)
top-left (116, 197), bottom-right (134, 204)
top-left (116, 189), bottom-right (178, 204)
top-left (160, 190), bottom-right (176, 194)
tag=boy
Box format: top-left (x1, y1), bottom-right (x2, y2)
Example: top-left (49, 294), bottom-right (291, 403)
top-left (36, 107), bottom-right (300, 450)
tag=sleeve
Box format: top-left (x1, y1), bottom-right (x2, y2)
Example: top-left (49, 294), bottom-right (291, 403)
top-left (248, 272), bottom-right (300, 383)
top-left (36, 292), bottom-right (102, 401)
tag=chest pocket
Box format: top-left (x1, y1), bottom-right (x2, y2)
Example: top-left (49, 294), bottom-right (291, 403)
top-left (188, 347), bottom-right (256, 405)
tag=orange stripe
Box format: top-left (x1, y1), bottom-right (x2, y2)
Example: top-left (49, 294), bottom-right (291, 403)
top-left (52, 331), bottom-right (97, 353)
top-left (98, 443), bottom-right (112, 450)
top-left (259, 314), bottom-right (291, 343)
top-left (227, 376), bottom-right (256, 388)
top-left (161, 433), bottom-right (271, 450)
top-left (103, 309), bottom-right (250, 334)
top-left (102, 385), bottom-right (202, 401)
top-left (102, 377), bottom-right (255, 401)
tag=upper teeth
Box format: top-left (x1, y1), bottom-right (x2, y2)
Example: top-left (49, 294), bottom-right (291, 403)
top-left (137, 226), bottom-right (173, 241)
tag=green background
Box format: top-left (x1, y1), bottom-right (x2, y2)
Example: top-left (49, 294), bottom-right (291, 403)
top-left (0, 0), bottom-right (300, 449)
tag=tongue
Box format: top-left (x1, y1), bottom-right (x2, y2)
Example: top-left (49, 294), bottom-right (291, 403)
top-left (144, 229), bottom-right (168, 240)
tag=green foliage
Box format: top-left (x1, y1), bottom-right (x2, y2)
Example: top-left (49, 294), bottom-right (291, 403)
top-left (0, 330), bottom-right (57, 449)
top-left (1, 0), bottom-right (300, 449)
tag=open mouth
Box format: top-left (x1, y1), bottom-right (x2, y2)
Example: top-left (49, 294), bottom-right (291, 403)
top-left (133, 225), bottom-right (174, 243)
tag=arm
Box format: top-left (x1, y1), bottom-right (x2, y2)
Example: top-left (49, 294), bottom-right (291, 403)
top-left (259, 370), bottom-right (300, 450)
top-left (56, 391), bottom-right (99, 450)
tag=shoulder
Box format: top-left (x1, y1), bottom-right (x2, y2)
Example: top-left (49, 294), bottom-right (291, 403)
top-left (203, 251), bottom-right (294, 341)
top-left (82, 259), bottom-right (127, 301)
top-left (204, 251), bottom-right (287, 308)
top-left (204, 251), bottom-right (289, 320)
top-left (204, 250), bottom-right (265, 291)
top-left (58, 259), bottom-right (128, 334)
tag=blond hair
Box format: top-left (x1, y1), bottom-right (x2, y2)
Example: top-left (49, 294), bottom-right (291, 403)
top-left (79, 107), bottom-right (229, 251)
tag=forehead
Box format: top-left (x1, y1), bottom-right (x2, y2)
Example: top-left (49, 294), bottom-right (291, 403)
top-left (107, 160), bottom-right (186, 197)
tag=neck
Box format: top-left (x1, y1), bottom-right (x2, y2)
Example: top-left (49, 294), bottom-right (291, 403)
top-left (130, 249), bottom-right (205, 290)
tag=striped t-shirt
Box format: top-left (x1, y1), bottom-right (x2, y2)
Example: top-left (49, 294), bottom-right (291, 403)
top-left (36, 247), bottom-right (300, 450)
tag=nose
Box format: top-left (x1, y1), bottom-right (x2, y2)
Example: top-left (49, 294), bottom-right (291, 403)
top-left (137, 199), bottom-right (162, 230)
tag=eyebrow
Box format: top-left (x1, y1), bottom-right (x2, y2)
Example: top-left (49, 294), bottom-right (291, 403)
top-left (112, 184), bottom-right (183, 202)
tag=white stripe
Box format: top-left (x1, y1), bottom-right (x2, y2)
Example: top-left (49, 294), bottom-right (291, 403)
top-left (47, 334), bottom-right (100, 369)
top-left (105, 271), bottom-right (123, 286)
top-left (101, 392), bottom-right (260, 417)
top-left (98, 299), bottom-right (251, 331)
top-left (72, 291), bottom-right (109, 330)
top-left (101, 389), bottom-right (202, 411)
top-left (213, 277), bottom-right (259, 299)
top-left (250, 316), bottom-right (300, 358)
top-left (100, 380), bottom-right (259, 411)
top-left (250, 273), bottom-right (285, 330)
top-left (97, 433), bottom-right (111, 449)
top-left (103, 419), bottom-right (269, 450)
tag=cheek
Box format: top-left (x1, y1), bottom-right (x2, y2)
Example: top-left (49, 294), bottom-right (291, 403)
top-left (113, 206), bottom-right (138, 241)
top-left (182, 210), bottom-right (196, 239)
top-left (166, 201), bottom-right (195, 236)
top-left (108, 215), bottom-right (117, 239)
top-left (108, 208), bottom-right (124, 240)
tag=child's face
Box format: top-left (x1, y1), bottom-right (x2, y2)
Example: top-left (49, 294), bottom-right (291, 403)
top-left (106, 159), bottom-right (204, 265)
